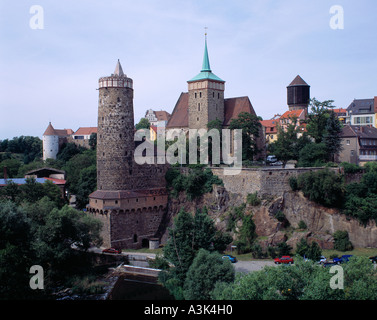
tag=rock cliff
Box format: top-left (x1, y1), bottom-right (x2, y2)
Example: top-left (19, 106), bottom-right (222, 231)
top-left (160, 185), bottom-right (377, 250)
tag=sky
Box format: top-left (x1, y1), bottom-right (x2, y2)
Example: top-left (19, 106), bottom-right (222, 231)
top-left (0, 0), bottom-right (376, 140)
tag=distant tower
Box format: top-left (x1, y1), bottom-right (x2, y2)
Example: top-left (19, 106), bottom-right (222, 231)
top-left (42, 122), bottom-right (59, 160)
top-left (187, 34), bottom-right (225, 129)
top-left (287, 75), bottom-right (310, 111)
top-left (97, 59), bottom-right (135, 191)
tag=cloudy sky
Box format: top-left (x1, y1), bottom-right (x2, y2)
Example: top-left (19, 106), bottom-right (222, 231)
top-left (0, 0), bottom-right (376, 139)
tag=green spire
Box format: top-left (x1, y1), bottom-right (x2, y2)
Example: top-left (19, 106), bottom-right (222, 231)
top-left (188, 34), bottom-right (225, 83)
top-left (201, 37), bottom-right (211, 72)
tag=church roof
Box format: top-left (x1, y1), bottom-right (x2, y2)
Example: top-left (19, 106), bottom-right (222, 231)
top-left (166, 94), bottom-right (256, 128)
top-left (188, 38), bottom-right (225, 83)
top-left (288, 75), bottom-right (309, 87)
top-left (166, 93), bottom-right (189, 128)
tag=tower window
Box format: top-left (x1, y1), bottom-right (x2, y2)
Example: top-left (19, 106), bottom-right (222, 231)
top-left (200, 92), bottom-right (202, 98)
top-left (218, 93), bottom-right (220, 99)
top-left (213, 92), bottom-right (215, 98)
top-left (198, 103), bottom-right (200, 111)
top-left (197, 117), bottom-right (199, 121)
top-left (195, 92), bottom-right (197, 98)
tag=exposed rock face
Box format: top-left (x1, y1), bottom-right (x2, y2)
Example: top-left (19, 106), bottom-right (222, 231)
top-left (160, 183), bottom-right (377, 250)
top-left (282, 191), bottom-right (377, 248)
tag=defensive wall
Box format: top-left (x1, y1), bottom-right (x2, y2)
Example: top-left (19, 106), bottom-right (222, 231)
top-left (210, 166), bottom-right (341, 199)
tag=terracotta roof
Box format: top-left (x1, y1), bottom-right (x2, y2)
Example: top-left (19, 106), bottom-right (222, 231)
top-left (223, 96), bottom-right (256, 126)
top-left (154, 111), bottom-right (171, 121)
top-left (288, 75), bottom-right (309, 87)
top-left (166, 92), bottom-right (189, 128)
top-left (260, 119), bottom-right (278, 133)
top-left (280, 109), bottom-right (305, 119)
top-left (73, 127), bottom-right (98, 135)
top-left (43, 122), bottom-right (73, 136)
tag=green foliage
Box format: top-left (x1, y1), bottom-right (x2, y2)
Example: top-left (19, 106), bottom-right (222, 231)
top-left (296, 169), bottom-right (344, 207)
top-left (333, 230), bottom-right (353, 251)
top-left (213, 256), bottom-right (377, 300)
top-left (246, 192), bottom-right (261, 206)
top-left (183, 249), bottom-right (235, 300)
top-left (0, 200), bottom-right (103, 299)
top-left (229, 112), bottom-right (261, 161)
top-left (135, 118), bottom-right (151, 130)
top-left (323, 110), bottom-right (343, 162)
top-left (306, 98), bottom-right (335, 143)
top-left (161, 207), bottom-right (232, 299)
top-left (289, 176), bottom-right (298, 191)
top-left (165, 167), bottom-right (223, 200)
top-left (298, 220), bottom-right (307, 229)
top-left (0, 136), bottom-right (42, 164)
top-left (341, 162), bottom-right (363, 173)
top-left (297, 142), bottom-right (327, 167)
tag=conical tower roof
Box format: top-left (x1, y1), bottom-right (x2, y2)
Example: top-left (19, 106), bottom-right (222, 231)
top-left (288, 75), bottom-right (309, 87)
top-left (113, 59), bottom-right (125, 77)
top-left (43, 122), bottom-right (57, 136)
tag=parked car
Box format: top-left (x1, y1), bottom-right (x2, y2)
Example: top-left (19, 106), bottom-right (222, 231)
top-left (222, 255), bottom-right (237, 263)
top-left (102, 248), bottom-right (122, 254)
top-left (266, 155), bottom-right (277, 164)
top-left (369, 256), bottom-right (377, 264)
top-left (274, 256), bottom-right (294, 264)
top-left (333, 255), bottom-right (353, 264)
top-left (318, 256), bottom-right (327, 264)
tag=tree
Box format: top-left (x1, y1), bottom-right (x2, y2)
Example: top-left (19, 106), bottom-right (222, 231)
top-left (229, 112), bottom-right (261, 161)
top-left (297, 142), bottom-right (327, 167)
top-left (333, 230), bottom-right (353, 251)
top-left (306, 98), bottom-right (335, 143)
top-left (324, 110), bottom-right (343, 162)
top-left (270, 121), bottom-right (299, 167)
top-left (135, 118), bottom-right (151, 130)
top-left (183, 249), bottom-right (234, 300)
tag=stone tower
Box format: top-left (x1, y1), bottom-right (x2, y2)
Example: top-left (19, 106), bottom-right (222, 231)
top-left (287, 75), bottom-right (310, 111)
top-left (88, 60), bottom-right (169, 250)
top-left (96, 60), bottom-right (135, 191)
top-left (187, 36), bottom-right (225, 129)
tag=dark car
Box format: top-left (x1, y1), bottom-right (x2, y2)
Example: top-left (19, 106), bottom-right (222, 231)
top-left (274, 256), bottom-right (294, 264)
top-left (333, 255), bottom-right (352, 264)
top-left (102, 248), bottom-right (122, 254)
top-left (222, 255), bottom-right (237, 263)
top-left (369, 256), bottom-right (377, 264)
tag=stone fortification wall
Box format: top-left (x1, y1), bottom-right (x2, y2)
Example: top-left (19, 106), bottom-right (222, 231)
top-left (210, 167), bottom-right (339, 199)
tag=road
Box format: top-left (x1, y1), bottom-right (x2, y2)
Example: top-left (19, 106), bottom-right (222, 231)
top-left (233, 260), bottom-right (275, 273)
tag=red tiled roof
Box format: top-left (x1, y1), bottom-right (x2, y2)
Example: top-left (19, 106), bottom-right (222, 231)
top-left (43, 122), bottom-right (73, 136)
top-left (154, 111), bottom-right (171, 121)
top-left (73, 127), bottom-right (97, 135)
top-left (223, 96), bottom-right (256, 126)
top-left (280, 109), bottom-right (305, 119)
top-left (166, 92), bottom-right (189, 128)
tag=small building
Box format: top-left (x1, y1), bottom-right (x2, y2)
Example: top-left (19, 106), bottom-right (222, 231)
top-left (144, 109), bottom-right (171, 127)
top-left (339, 125), bottom-right (377, 165)
top-left (69, 127), bottom-right (97, 148)
top-left (260, 118), bottom-right (279, 144)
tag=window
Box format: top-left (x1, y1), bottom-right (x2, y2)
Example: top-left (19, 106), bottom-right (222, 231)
top-left (218, 93), bottom-right (220, 99)
top-left (200, 92), bottom-right (202, 98)
top-left (346, 140), bottom-right (350, 145)
top-left (195, 92), bottom-right (197, 98)
top-left (198, 103), bottom-right (200, 111)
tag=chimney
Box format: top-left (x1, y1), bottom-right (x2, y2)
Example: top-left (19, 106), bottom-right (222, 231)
top-left (3, 166), bottom-right (7, 180)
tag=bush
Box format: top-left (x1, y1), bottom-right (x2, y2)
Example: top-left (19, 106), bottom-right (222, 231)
top-left (298, 220), bottom-right (307, 229)
top-left (297, 169), bottom-right (344, 207)
top-left (289, 176), bottom-right (298, 191)
top-left (246, 192), bottom-right (261, 206)
top-left (333, 230), bottom-right (353, 251)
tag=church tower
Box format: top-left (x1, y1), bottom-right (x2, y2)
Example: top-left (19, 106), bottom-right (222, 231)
top-left (187, 35), bottom-right (225, 129)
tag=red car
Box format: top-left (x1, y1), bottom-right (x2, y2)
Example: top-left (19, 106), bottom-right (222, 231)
top-left (102, 248), bottom-right (122, 254)
top-left (274, 256), bottom-right (294, 264)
